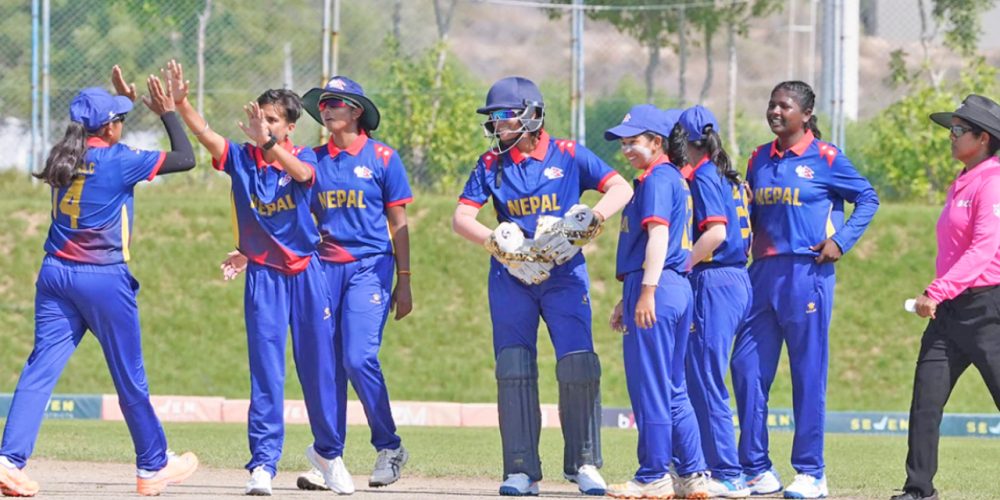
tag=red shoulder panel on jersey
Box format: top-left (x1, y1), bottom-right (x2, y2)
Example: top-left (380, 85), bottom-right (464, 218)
top-left (816, 142), bottom-right (839, 167)
top-left (480, 151), bottom-right (498, 171)
top-left (374, 144), bottom-right (396, 167)
top-left (554, 140), bottom-right (577, 157)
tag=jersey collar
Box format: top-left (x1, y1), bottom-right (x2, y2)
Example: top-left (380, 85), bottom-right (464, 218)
top-left (683, 155), bottom-right (710, 181)
top-left (955, 156), bottom-right (1000, 191)
top-left (508, 130), bottom-right (550, 164)
top-left (251, 138), bottom-right (295, 169)
top-left (638, 153), bottom-right (671, 182)
top-left (769, 130), bottom-right (814, 159)
top-left (327, 132), bottom-right (368, 157)
top-left (86, 137), bottom-right (111, 148)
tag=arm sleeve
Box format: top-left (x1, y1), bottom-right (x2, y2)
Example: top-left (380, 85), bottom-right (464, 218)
top-left (384, 151), bottom-right (414, 208)
top-left (692, 170), bottom-right (729, 231)
top-left (826, 150), bottom-right (880, 253)
top-left (575, 144), bottom-right (616, 193)
top-left (639, 171), bottom-right (674, 229)
top-left (925, 176), bottom-right (1000, 302)
top-left (459, 162), bottom-right (489, 208)
top-left (155, 111), bottom-right (196, 176)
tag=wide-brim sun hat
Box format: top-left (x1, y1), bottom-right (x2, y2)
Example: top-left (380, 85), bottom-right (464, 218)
top-left (930, 94), bottom-right (1000, 140)
top-left (69, 87), bottom-right (133, 132)
top-left (302, 76), bottom-right (380, 131)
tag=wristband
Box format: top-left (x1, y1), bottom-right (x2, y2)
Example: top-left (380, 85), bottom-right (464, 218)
top-left (397, 270), bottom-right (412, 276)
top-left (261, 134), bottom-right (278, 151)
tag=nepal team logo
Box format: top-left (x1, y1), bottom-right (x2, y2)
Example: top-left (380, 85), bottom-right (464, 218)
top-left (326, 78), bottom-right (346, 90)
top-left (543, 166), bottom-right (564, 180)
top-left (622, 112), bottom-right (631, 122)
top-left (354, 166), bottom-right (373, 179)
top-left (795, 165), bottom-right (814, 179)
top-left (278, 174), bottom-right (292, 187)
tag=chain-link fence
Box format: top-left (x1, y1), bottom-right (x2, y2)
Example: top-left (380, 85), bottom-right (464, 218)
top-left (2, 0), bottom-right (995, 189)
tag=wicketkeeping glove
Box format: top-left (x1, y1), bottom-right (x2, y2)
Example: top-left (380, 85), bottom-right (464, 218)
top-left (484, 222), bottom-right (554, 285)
top-left (533, 205), bottom-right (603, 265)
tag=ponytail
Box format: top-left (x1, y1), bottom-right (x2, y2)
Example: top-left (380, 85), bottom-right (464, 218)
top-left (667, 122), bottom-right (689, 168)
top-left (700, 127), bottom-right (741, 185)
top-left (805, 114), bottom-right (823, 140)
top-left (35, 122), bottom-right (88, 188)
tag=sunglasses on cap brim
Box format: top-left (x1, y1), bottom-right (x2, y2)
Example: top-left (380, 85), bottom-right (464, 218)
top-left (112, 113), bottom-right (127, 124)
top-left (319, 97), bottom-right (359, 111)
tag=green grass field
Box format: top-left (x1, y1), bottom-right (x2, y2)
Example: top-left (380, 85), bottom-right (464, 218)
top-left (1, 171), bottom-right (998, 413)
top-left (13, 420), bottom-right (1000, 499)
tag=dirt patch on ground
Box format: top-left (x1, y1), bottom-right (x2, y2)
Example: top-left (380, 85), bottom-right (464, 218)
top-left (22, 458), bottom-right (871, 499)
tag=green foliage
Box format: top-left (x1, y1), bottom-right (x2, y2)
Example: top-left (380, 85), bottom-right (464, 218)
top-left (373, 36), bottom-right (485, 190)
top-left (933, 0), bottom-right (998, 57)
top-left (855, 58), bottom-right (1000, 202)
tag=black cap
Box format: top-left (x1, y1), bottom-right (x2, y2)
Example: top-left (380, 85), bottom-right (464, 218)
top-left (930, 94), bottom-right (1000, 140)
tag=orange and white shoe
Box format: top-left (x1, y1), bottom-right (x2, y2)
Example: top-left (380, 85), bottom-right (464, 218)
top-left (0, 458), bottom-right (39, 497)
top-left (607, 475), bottom-right (675, 499)
top-left (136, 451), bottom-right (199, 496)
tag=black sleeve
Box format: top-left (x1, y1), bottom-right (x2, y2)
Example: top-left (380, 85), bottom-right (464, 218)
top-left (157, 111), bottom-right (196, 175)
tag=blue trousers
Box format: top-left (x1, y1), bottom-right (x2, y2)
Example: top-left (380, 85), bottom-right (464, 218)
top-left (244, 257), bottom-right (340, 475)
top-left (324, 254), bottom-right (401, 456)
top-left (731, 255), bottom-right (834, 477)
top-left (622, 269), bottom-right (704, 483)
top-left (686, 266), bottom-right (751, 480)
top-left (1, 255), bottom-right (168, 471)
top-left (488, 253), bottom-right (594, 359)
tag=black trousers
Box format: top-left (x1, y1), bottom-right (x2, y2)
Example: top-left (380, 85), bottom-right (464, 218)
top-left (904, 286), bottom-right (1000, 496)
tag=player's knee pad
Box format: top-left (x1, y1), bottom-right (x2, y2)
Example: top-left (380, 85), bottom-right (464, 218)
top-left (556, 351), bottom-right (602, 472)
top-left (495, 346), bottom-right (542, 480)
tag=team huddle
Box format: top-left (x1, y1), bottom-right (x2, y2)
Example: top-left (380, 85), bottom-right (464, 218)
top-left (0, 60), bottom-right (878, 500)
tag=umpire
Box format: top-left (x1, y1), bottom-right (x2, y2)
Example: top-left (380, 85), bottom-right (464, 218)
top-left (893, 94), bottom-right (1000, 500)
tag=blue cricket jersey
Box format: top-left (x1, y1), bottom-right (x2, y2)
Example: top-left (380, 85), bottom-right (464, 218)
top-left (311, 133), bottom-right (413, 263)
top-left (745, 131), bottom-right (878, 260)
top-left (214, 139), bottom-right (320, 274)
top-left (44, 137), bottom-right (165, 264)
top-left (616, 155), bottom-right (692, 279)
top-left (685, 156), bottom-right (750, 268)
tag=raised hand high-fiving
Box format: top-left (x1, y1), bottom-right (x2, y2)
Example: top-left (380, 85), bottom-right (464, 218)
top-left (141, 73), bottom-right (175, 116)
top-left (237, 101), bottom-right (271, 146)
top-left (111, 65), bottom-right (137, 102)
top-left (164, 59), bottom-right (190, 105)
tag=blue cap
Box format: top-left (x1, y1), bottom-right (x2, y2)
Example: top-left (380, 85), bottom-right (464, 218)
top-left (69, 87), bottom-right (133, 132)
top-left (678, 105), bottom-right (720, 142)
top-left (477, 76), bottom-right (544, 114)
top-left (302, 76), bottom-right (381, 131)
top-left (661, 108), bottom-right (682, 134)
top-left (604, 104), bottom-right (673, 141)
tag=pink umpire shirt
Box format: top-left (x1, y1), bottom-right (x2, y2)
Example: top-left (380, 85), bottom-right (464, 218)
top-left (926, 156), bottom-right (1000, 303)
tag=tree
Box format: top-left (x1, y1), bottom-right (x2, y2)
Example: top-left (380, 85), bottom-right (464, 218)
top-left (548, 1), bottom-right (684, 103)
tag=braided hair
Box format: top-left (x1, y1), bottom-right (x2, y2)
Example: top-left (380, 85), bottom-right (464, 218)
top-left (772, 80), bottom-right (822, 140)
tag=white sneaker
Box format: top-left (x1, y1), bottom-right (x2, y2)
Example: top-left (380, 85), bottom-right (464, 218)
top-left (369, 445), bottom-right (409, 487)
top-left (499, 473), bottom-right (539, 496)
top-left (563, 464), bottom-right (607, 495)
top-left (675, 471), bottom-right (711, 499)
top-left (745, 468), bottom-right (782, 495)
top-left (707, 476), bottom-right (751, 498)
top-left (783, 474), bottom-right (828, 499)
top-left (296, 467), bottom-right (330, 491)
top-left (245, 466), bottom-right (272, 496)
top-left (305, 445), bottom-right (355, 495)
top-left (607, 475), bottom-right (674, 499)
